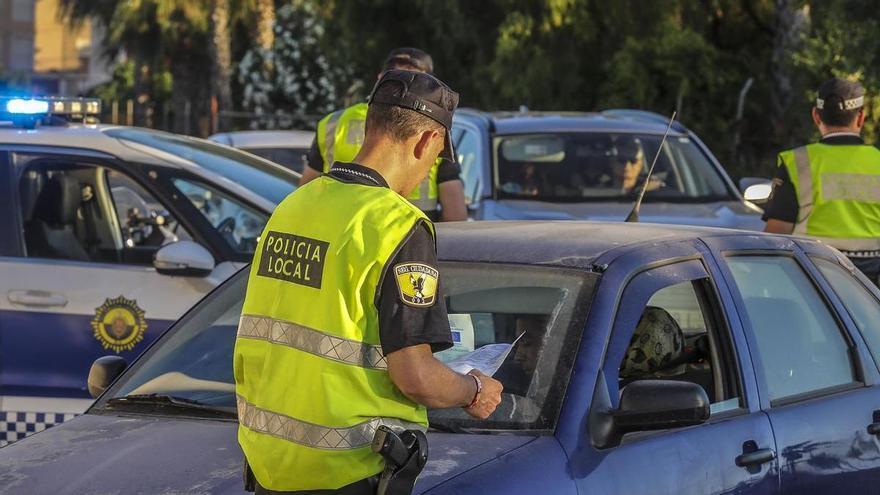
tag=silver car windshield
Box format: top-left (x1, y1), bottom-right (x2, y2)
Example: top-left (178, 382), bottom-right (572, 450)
top-left (105, 128), bottom-right (297, 205)
top-left (495, 133), bottom-right (732, 202)
top-left (97, 263), bottom-right (594, 433)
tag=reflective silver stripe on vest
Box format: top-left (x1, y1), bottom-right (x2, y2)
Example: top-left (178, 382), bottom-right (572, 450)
top-left (238, 314), bottom-right (387, 370)
top-left (237, 395), bottom-right (424, 450)
top-left (821, 173), bottom-right (880, 202)
top-left (323, 110), bottom-right (343, 170)
top-left (806, 236), bottom-right (880, 254)
top-left (410, 179), bottom-right (438, 212)
top-left (793, 146), bottom-right (813, 235)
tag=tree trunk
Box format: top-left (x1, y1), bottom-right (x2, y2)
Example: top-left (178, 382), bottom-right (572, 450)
top-left (256, 0), bottom-right (275, 51)
top-left (770, 0), bottom-right (810, 145)
top-left (211, 0), bottom-right (233, 127)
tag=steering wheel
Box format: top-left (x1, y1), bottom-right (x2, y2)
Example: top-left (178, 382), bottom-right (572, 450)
top-left (216, 217), bottom-right (238, 248)
top-left (217, 216), bottom-right (236, 235)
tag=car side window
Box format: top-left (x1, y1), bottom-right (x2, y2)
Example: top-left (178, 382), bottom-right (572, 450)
top-left (454, 128), bottom-right (481, 205)
top-left (172, 178), bottom-right (267, 254)
top-left (18, 157), bottom-right (187, 265)
top-left (726, 256), bottom-right (857, 402)
top-left (618, 279), bottom-right (741, 415)
top-left (813, 257), bottom-right (880, 369)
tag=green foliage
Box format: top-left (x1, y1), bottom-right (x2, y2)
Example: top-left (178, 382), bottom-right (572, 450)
top-left (65, 0), bottom-right (880, 175)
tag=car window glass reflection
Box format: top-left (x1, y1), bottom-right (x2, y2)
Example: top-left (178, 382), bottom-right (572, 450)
top-left (814, 258), bottom-right (880, 369)
top-left (172, 178), bottom-right (267, 254)
top-left (727, 256), bottom-right (857, 402)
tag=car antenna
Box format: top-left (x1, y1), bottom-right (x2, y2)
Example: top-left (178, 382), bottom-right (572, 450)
top-left (625, 110), bottom-right (677, 223)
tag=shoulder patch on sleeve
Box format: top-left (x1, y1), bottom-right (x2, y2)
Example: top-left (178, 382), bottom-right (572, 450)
top-left (394, 263), bottom-right (439, 307)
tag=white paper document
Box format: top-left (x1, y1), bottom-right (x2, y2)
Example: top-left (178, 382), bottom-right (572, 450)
top-left (443, 332), bottom-right (524, 376)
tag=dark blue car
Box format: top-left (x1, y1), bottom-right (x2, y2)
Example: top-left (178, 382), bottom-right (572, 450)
top-left (452, 110), bottom-right (767, 230)
top-left (3, 221), bottom-right (880, 494)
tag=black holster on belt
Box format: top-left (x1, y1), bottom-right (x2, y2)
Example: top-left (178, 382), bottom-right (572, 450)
top-left (371, 426), bottom-right (428, 495)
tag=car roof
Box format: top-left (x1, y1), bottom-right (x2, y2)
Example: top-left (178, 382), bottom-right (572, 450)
top-left (456, 109), bottom-right (687, 136)
top-left (208, 130), bottom-right (314, 148)
top-left (437, 220), bottom-right (752, 269)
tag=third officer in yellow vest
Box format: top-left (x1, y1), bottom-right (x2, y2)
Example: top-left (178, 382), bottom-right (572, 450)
top-left (299, 47), bottom-right (468, 222)
top-left (236, 70), bottom-right (503, 494)
top-left (764, 77), bottom-right (880, 282)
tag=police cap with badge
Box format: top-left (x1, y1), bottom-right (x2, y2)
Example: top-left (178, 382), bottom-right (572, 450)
top-left (816, 77), bottom-right (865, 119)
top-left (367, 69), bottom-right (460, 162)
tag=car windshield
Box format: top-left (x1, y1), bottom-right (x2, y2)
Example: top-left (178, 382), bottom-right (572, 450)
top-left (105, 128), bottom-right (297, 205)
top-left (96, 263), bottom-right (593, 433)
top-left (495, 133), bottom-right (731, 202)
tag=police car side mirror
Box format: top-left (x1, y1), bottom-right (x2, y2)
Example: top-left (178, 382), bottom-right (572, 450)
top-left (613, 380), bottom-right (710, 433)
top-left (153, 240), bottom-right (215, 277)
top-left (739, 177), bottom-right (772, 205)
top-left (88, 356), bottom-right (128, 398)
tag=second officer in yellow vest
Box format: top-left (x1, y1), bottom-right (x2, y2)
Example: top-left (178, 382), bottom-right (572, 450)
top-left (764, 77), bottom-right (880, 282)
top-left (299, 47), bottom-right (468, 222)
top-left (235, 70), bottom-right (503, 494)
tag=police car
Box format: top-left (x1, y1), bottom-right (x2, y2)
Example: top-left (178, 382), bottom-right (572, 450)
top-left (0, 97), bottom-right (297, 445)
top-left (3, 220), bottom-right (880, 494)
top-left (453, 109), bottom-right (767, 228)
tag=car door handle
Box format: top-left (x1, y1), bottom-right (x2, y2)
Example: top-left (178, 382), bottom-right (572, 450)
top-left (735, 448), bottom-right (776, 467)
top-left (7, 290), bottom-right (68, 308)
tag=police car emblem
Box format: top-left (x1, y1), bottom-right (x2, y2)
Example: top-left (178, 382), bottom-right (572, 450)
top-left (394, 263), bottom-right (439, 307)
top-left (91, 296), bottom-right (147, 353)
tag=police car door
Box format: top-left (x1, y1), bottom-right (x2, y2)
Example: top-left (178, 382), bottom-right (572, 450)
top-left (0, 148), bottom-right (237, 443)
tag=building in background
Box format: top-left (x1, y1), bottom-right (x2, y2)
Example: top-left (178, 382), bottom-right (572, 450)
top-left (0, 0), bottom-right (110, 95)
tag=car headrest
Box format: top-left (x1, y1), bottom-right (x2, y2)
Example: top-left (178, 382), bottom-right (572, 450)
top-left (32, 174), bottom-right (81, 226)
top-left (620, 306), bottom-right (685, 378)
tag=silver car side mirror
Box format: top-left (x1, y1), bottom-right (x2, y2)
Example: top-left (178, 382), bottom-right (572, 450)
top-left (743, 183), bottom-right (772, 204)
top-left (153, 240), bottom-right (215, 277)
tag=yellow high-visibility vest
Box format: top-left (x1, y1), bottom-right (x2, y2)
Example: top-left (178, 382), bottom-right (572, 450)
top-left (316, 102), bottom-right (439, 212)
top-left (234, 174), bottom-right (433, 491)
top-left (780, 142), bottom-right (880, 253)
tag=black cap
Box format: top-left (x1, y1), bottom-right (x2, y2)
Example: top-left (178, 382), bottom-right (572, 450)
top-left (382, 47), bottom-right (434, 74)
top-left (368, 69), bottom-right (460, 161)
top-left (817, 77), bottom-right (865, 111)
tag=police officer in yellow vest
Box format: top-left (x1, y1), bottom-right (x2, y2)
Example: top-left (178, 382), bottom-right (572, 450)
top-left (299, 47), bottom-right (468, 222)
top-left (235, 70), bottom-right (503, 495)
top-left (764, 77), bottom-right (880, 282)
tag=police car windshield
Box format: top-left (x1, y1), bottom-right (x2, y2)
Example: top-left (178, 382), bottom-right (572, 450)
top-left (495, 133), bottom-right (732, 202)
top-left (105, 128), bottom-right (296, 205)
top-left (97, 264), bottom-right (593, 433)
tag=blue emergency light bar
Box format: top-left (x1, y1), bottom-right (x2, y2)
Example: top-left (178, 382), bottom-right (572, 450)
top-left (0, 96), bottom-right (102, 128)
top-left (6, 98), bottom-right (50, 114)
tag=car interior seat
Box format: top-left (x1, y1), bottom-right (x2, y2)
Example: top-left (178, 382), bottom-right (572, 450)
top-left (24, 174), bottom-right (90, 261)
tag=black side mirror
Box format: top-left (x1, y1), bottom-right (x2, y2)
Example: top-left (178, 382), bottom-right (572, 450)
top-left (87, 356), bottom-right (128, 398)
top-left (613, 380), bottom-right (710, 433)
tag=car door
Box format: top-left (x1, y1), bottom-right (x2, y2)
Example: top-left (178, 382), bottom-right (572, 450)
top-left (719, 249), bottom-right (880, 493)
top-left (579, 257), bottom-right (779, 494)
top-left (0, 149), bottom-right (239, 423)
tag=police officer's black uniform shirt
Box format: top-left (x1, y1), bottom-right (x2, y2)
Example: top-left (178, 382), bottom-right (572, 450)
top-left (326, 162), bottom-right (454, 355)
top-left (763, 134), bottom-right (865, 222)
top-left (306, 140), bottom-right (462, 221)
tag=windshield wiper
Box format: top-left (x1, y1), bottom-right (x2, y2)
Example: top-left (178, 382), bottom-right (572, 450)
top-left (427, 422), bottom-right (469, 434)
top-left (103, 393), bottom-right (236, 418)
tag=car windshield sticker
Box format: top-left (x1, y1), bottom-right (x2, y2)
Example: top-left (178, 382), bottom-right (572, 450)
top-left (436, 314), bottom-right (476, 362)
top-left (91, 296), bottom-right (147, 353)
top-left (394, 263), bottom-right (439, 307)
top-left (257, 231), bottom-right (329, 289)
